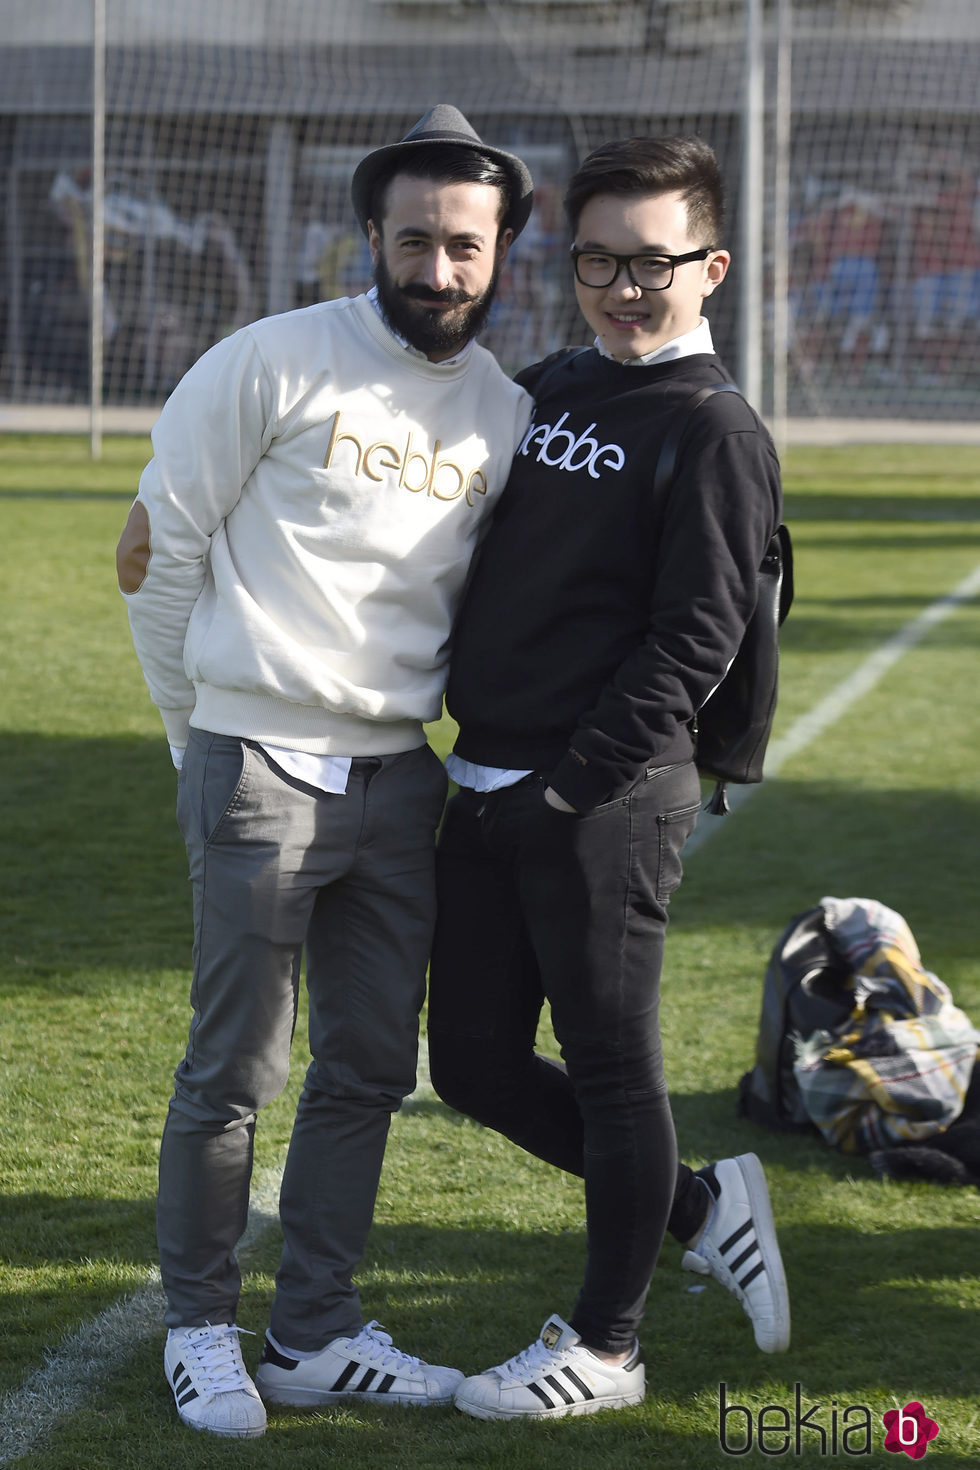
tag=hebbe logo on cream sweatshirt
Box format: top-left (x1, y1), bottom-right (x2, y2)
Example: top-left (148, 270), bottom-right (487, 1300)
top-left (124, 293), bottom-right (531, 754)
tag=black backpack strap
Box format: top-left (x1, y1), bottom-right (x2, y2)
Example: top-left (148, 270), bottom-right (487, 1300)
top-left (773, 521), bottom-right (794, 625)
top-left (652, 381), bottom-right (743, 495)
top-left (524, 344), bottom-right (592, 399)
top-left (652, 383), bottom-right (792, 620)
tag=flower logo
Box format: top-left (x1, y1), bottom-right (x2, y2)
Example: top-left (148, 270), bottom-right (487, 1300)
top-left (883, 1401), bottom-right (939, 1459)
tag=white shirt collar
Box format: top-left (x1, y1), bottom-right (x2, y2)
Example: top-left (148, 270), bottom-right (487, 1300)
top-left (367, 285), bottom-right (474, 366)
top-left (595, 315), bottom-right (715, 366)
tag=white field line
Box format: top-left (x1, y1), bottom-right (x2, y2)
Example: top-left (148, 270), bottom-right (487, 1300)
top-left (0, 1164), bottom-right (284, 1465)
top-left (0, 1046), bottom-right (437, 1466)
top-left (684, 559), bottom-right (980, 855)
top-left (4, 566), bottom-right (979, 1460)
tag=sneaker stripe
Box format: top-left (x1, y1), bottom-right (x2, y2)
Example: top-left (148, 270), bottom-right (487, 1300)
top-left (330, 1359), bottom-right (361, 1392)
top-left (738, 1259), bottom-right (766, 1289)
top-left (544, 1374), bottom-right (575, 1406)
top-left (527, 1380), bottom-right (557, 1409)
top-left (377, 1373), bottom-right (396, 1394)
top-left (562, 1368), bottom-right (595, 1400)
top-left (729, 1242), bottom-right (761, 1274)
top-left (171, 1365), bottom-right (199, 1407)
top-left (719, 1218), bottom-right (754, 1255)
top-left (351, 1367), bottom-right (378, 1392)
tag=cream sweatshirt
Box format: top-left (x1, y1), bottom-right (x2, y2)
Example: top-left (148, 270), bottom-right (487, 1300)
top-left (122, 293), bottom-right (531, 754)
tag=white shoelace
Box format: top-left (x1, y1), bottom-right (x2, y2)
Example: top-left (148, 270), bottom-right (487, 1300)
top-left (497, 1335), bottom-right (564, 1384)
top-left (184, 1323), bottom-right (255, 1393)
top-left (347, 1321), bottom-right (422, 1374)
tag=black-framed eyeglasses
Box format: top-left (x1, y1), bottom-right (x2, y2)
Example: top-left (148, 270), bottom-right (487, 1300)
top-left (570, 246), bottom-right (712, 291)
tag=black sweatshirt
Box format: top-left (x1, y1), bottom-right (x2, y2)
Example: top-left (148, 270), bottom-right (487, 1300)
top-left (446, 346), bottom-right (783, 812)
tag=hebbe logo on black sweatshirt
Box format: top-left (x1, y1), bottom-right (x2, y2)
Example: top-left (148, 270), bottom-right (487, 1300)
top-left (517, 411), bottom-right (626, 479)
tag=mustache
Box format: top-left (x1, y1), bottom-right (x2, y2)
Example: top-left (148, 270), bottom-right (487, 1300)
top-left (398, 283), bottom-right (474, 307)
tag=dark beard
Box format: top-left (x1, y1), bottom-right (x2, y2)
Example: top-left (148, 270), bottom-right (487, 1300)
top-left (373, 252), bottom-right (500, 357)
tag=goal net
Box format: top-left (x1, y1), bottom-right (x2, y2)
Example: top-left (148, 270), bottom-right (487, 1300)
top-left (2, 0), bottom-right (978, 426)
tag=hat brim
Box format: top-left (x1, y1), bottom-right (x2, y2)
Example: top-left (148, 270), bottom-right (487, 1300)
top-left (350, 132), bottom-right (534, 240)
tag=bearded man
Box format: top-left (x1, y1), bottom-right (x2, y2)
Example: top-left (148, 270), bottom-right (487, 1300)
top-left (116, 106), bottom-right (532, 1440)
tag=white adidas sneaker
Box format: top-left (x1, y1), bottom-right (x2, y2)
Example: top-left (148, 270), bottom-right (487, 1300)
top-left (164, 1322), bottom-right (266, 1438)
top-left (255, 1320), bottom-right (463, 1407)
top-left (454, 1314), bottom-right (645, 1420)
top-left (681, 1153), bottom-right (791, 1352)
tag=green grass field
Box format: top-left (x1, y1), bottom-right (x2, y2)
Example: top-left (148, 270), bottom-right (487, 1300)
top-left (1, 435), bottom-right (978, 1468)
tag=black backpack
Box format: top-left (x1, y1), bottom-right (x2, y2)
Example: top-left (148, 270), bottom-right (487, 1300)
top-left (737, 906), bottom-right (853, 1133)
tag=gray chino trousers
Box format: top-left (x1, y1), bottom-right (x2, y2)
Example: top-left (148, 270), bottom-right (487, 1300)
top-left (158, 729), bottom-right (447, 1349)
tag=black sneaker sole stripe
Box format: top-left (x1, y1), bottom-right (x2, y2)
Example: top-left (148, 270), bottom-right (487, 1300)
top-left (527, 1380), bottom-right (557, 1409)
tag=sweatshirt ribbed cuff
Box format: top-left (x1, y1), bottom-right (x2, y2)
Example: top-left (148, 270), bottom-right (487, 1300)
top-left (159, 704), bottom-right (195, 750)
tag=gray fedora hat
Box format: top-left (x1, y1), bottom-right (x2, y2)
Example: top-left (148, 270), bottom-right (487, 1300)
top-left (350, 104), bottom-right (534, 240)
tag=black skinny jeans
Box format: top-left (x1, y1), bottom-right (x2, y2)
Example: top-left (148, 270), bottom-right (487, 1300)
top-left (428, 764), bottom-right (705, 1354)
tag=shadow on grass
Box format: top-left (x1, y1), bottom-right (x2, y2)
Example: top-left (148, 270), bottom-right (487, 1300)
top-left (241, 1214), bottom-right (979, 1400)
top-left (1, 651), bottom-right (976, 1463)
top-left (4, 1168), bottom-right (977, 1464)
top-left (779, 611), bottom-right (977, 652)
top-left (652, 1216), bottom-right (980, 1401)
top-left (3, 742), bottom-right (979, 984)
top-left (21, 1207), bottom-right (971, 1468)
top-left (0, 1193), bottom-right (158, 1269)
top-left (780, 581), bottom-right (980, 651)
top-left (0, 734), bottom-right (189, 980)
top-left (792, 528), bottom-right (980, 551)
top-left (671, 777), bottom-right (980, 978)
top-left (783, 492), bottom-right (980, 523)
top-left (0, 489), bottom-right (137, 502)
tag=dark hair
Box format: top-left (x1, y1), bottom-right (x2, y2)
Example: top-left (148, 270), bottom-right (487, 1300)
top-left (369, 144), bottom-right (513, 233)
top-left (563, 135), bottom-right (725, 246)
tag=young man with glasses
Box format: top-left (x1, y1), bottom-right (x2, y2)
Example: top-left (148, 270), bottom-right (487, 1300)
top-left (427, 135), bottom-right (789, 1419)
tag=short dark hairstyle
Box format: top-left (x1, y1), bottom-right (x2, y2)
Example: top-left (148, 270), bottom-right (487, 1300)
top-left (369, 144), bottom-right (513, 233)
top-left (564, 135), bottom-right (725, 246)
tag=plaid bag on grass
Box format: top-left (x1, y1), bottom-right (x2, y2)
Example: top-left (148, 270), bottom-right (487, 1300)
top-left (792, 897), bottom-right (979, 1155)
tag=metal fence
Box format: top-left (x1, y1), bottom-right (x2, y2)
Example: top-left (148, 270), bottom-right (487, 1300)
top-left (2, 0), bottom-right (979, 443)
